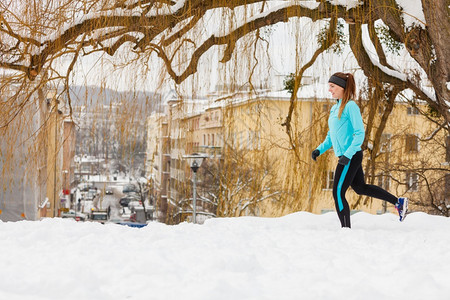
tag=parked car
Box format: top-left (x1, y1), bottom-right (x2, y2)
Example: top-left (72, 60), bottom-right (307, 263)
top-left (79, 183), bottom-right (94, 192)
top-left (128, 200), bottom-right (143, 210)
top-left (119, 197), bottom-right (131, 207)
top-left (105, 187), bottom-right (114, 195)
top-left (122, 184), bottom-right (138, 193)
top-left (61, 210), bottom-right (87, 222)
top-left (119, 193), bottom-right (140, 207)
top-left (89, 210), bottom-right (108, 224)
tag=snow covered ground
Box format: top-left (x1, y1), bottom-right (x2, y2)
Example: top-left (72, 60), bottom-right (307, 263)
top-left (1, 212), bottom-right (449, 300)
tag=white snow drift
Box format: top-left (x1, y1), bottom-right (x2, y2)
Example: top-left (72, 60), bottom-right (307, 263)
top-left (1, 212), bottom-right (449, 300)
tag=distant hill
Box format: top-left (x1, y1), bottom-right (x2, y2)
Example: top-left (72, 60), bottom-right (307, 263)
top-left (61, 85), bottom-right (164, 113)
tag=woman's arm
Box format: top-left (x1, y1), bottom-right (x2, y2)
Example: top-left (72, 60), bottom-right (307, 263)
top-left (343, 101), bottom-right (365, 158)
top-left (316, 130), bottom-right (332, 155)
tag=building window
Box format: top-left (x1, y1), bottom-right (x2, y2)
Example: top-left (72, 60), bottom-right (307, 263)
top-left (406, 172), bottom-right (419, 192)
top-left (246, 131), bottom-right (260, 150)
top-left (255, 131), bottom-right (261, 150)
top-left (405, 134), bottom-right (419, 152)
top-left (323, 103), bottom-right (332, 113)
top-left (380, 133), bottom-right (391, 153)
top-left (239, 132), bottom-right (244, 149)
top-left (377, 173), bottom-right (391, 191)
top-left (323, 171), bottom-right (334, 190)
top-left (407, 107), bottom-right (420, 115)
top-left (216, 134), bottom-right (222, 146)
top-left (232, 133), bottom-right (237, 148)
top-left (247, 131), bottom-right (261, 150)
top-left (203, 134), bottom-right (206, 146)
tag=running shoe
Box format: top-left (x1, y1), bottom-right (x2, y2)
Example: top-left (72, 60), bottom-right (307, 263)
top-left (395, 197), bottom-right (408, 222)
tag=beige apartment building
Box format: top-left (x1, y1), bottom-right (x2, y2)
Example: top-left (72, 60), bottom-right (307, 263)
top-left (62, 118), bottom-right (77, 206)
top-left (146, 113), bottom-right (170, 222)
top-left (40, 93), bottom-right (78, 218)
top-left (0, 81), bottom-right (77, 221)
top-left (146, 86), bottom-right (449, 223)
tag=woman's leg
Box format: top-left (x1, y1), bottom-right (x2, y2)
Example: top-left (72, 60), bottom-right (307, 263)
top-left (332, 152), bottom-right (363, 228)
top-left (350, 154), bottom-right (398, 205)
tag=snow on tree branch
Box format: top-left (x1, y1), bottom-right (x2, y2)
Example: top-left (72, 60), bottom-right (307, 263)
top-left (0, 0), bottom-right (448, 122)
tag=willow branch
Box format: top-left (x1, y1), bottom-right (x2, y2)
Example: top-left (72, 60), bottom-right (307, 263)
top-left (280, 17), bottom-right (338, 163)
top-left (0, 15), bottom-right (42, 47)
top-left (64, 35), bottom-right (86, 117)
top-left (162, 13), bottom-right (204, 46)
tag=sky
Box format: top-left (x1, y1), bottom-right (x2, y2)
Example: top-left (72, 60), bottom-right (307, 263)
top-left (62, 11), bottom-right (360, 95)
top-left (1, 211), bottom-right (449, 300)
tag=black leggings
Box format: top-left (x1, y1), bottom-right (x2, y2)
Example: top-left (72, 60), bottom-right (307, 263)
top-left (332, 150), bottom-right (398, 228)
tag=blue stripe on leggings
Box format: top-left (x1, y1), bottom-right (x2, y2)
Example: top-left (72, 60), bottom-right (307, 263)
top-left (337, 163), bottom-right (351, 212)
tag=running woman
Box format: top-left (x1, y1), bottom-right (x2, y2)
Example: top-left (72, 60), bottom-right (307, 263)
top-left (311, 72), bottom-right (408, 228)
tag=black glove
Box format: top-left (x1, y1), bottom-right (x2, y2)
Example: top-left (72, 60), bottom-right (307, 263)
top-left (311, 149), bottom-right (320, 161)
top-left (338, 155), bottom-right (350, 165)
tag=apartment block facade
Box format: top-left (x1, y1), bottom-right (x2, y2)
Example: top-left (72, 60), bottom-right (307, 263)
top-left (0, 82), bottom-right (77, 221)
top-left (146, 88), bottom-right (449, 223)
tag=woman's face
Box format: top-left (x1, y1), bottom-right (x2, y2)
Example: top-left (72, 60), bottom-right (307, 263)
top-left (328, 83), bottom-right (345, 99)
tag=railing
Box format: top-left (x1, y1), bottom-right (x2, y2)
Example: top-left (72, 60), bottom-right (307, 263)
top-left (192, 146), bottom-right (222, 157)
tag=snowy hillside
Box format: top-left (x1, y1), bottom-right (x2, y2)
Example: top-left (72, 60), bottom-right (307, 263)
top-left (1, 212), bottom-right (449, 300)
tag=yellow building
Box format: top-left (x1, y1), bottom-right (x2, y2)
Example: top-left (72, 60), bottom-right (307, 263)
top-left (217, 87), bottom-right (448, 217)
top-left (367, 98), bottom-right (449, 213)
top-left (196, 106), bottom-right (223, 156)
top-left (146, 86), bottom-right (449, 223)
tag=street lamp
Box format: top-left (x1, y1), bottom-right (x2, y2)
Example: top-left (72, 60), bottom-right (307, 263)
top-left (183, 153), bottom-right (207, 224)
top-left (63, 170), bottom-right (69, 209)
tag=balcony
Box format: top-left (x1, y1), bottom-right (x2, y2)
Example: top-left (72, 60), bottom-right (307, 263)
top-left (193, 146), bottom-right (222, 157)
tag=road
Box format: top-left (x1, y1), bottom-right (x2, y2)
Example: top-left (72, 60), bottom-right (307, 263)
top-left (83, 182), bottom-right (128, 219)
top-left (99, 194), bottom-right (122, 218)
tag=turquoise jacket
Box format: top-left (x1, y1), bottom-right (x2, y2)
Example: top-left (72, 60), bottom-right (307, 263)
top-left (316, 100), bottom-right (365, 159)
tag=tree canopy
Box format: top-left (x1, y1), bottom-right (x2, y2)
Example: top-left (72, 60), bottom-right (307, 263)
top-left (0, 0), bottom-right (448, 109)
top-left (1, 0), bottom-right (449, 145)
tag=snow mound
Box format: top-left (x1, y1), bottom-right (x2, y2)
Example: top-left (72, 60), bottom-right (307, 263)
top-left (1, 212), bottom-right (449, 300)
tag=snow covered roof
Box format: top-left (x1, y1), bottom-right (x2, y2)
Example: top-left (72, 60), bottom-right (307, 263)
top-left (264, 83), bottom-right (331, 100)
top-left (166, 84), bottom-right (332, 115)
